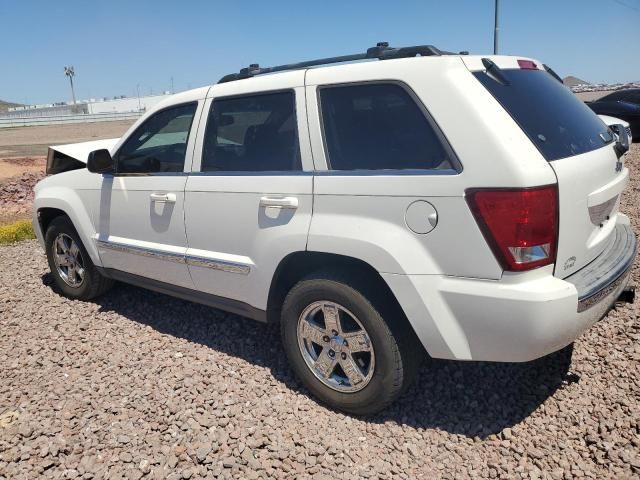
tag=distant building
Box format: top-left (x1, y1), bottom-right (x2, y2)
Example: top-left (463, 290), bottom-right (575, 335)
top-left (3, 93), bottom-right (172, 119)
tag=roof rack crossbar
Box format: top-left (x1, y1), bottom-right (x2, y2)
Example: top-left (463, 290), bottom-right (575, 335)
top-left (218, 42), bottom-right (449, 83)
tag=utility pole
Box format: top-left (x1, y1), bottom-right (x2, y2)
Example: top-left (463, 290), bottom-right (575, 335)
top-left (493, 0), bottom-right (500, 54)
top-left (64, 66), bottom-right (76, 104)
top-left (136, 84), bottom-right (141, 111)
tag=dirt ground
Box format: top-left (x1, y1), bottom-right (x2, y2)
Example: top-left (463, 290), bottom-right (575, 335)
top-left (574, 91), bottom-right (613, 102)
top-left (0, 121), bottom-right (133, 224)
top-left (0, 120), bottom-right (134, 158)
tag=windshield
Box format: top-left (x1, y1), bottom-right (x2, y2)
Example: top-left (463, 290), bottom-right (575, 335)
top-left (474, 69), bottom-right (612, 161)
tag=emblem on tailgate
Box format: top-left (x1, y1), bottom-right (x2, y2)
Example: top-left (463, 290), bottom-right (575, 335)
top-left (563, 256), bottom-right (576, 271)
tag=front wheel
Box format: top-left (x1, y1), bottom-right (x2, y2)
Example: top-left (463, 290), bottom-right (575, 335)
top-left (44, 216), bottom-right (113, 300)
top-left (281, 273), bottom-right (421, 415)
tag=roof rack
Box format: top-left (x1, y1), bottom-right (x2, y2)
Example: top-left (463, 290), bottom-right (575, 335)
top-left (218, 42), bottom-right (460, 83)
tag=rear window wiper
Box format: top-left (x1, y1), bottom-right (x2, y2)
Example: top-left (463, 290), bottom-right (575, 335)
top-left (542, 64), bottom-right (563, 84)
top-left (481, 58), bottom-right (510, 86)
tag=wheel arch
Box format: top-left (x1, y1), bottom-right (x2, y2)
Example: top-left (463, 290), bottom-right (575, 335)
top-left (34, 193), bottom-right (101, 266)
top-left (266, 250), bottom-right (425, 351)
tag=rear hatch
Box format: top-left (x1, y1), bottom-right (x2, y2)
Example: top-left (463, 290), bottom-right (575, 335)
top-left (467, 56), bottom-right (628, 278)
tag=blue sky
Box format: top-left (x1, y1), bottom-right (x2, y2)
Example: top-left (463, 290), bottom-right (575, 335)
top-left (1, 0), bottom-right (639, 105)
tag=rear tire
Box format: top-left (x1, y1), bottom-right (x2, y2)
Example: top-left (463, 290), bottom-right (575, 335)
top-left (281, 271), bottom-right (422, 415)
top-left (44, 216), bottom-right (113, 300)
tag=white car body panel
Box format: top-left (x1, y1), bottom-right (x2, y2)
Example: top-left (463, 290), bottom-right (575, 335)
top-left (183, 73), bottom-right (313, 310)
top-left (33, 54), bottom-right (635, 363)
top-left (49, 138), bottom-right (120, 163)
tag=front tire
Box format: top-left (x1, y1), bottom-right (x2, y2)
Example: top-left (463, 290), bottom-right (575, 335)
top-left (44, 216), bottom-right (113, 300)
top-left (281, 272), bottom-right (421, 415)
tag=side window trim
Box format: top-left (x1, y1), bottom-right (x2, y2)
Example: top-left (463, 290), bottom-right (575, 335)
top-left (316, 80), bottom-right (462, 174)
top-left (199, 89), bottom-right (302, 174)
top-left (113, 101), bottom-right (198, 176)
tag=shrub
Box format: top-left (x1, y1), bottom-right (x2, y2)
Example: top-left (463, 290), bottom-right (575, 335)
top-left (0, 219), bottom-right (35, 245)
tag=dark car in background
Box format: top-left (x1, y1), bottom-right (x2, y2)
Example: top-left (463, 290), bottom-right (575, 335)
top-left (586, 89), bottom-right (640, 141)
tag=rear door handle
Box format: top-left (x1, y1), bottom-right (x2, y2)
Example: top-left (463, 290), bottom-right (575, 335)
top-left (150, 192), bottom-right (177, 203)
top-left (259, 196), bottom-right (298, 209)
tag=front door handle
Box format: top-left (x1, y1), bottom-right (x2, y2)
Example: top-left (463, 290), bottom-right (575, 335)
top-left (150, 192), bottom-right (177, 203)
top-left (259, 196), bottom-right (298, 209)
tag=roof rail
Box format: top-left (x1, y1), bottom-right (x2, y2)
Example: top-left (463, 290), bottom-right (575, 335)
top-left (218, 42), bottom-right (456, 83)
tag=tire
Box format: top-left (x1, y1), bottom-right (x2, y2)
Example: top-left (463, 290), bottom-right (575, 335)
top-left (281, 271), bottom-right (422, 415)
top-left (44, 216), bottom-right (113, 300)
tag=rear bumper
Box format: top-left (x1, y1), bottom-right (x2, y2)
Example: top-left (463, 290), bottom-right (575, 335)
top-left (384, 219), bottom-right (636, 362)
top-left (566, 221), bottom-right (636, 313)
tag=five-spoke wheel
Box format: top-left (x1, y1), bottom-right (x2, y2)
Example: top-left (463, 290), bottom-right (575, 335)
top-left (297, 301), bottom-right (375, 393)
top-left (52, 233), bottom-right (85, 287)
top-left (44, 216), bottom-right (113, 300)
top-left (281, 272), bottom-right (421, 415)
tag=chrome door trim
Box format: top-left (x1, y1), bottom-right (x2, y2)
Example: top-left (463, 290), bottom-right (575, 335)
top-left (96, 239), bottom-right (185, 264)
top-left (96, 239), bottom-right (251, 274)
top-left (185, 255), bottom-right (251, 275)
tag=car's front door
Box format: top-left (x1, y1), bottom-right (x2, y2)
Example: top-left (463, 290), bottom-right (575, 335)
top-left (96, 101), bottom-right (203, 288)
top-left (184, 75), bottom-right (314, 314)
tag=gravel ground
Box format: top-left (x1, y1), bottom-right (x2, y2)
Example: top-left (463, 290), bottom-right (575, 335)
top-left (1, 146), bottom-right (640, 479)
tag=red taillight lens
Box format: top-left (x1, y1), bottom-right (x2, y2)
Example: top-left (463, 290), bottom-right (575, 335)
top-left (466, 186), bottom-right (558, 272)
top-left (517, 59), bottom-right (538, 70)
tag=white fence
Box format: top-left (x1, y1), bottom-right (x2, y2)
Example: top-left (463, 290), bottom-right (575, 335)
top-left (0, 111), bottom-right (142, 128)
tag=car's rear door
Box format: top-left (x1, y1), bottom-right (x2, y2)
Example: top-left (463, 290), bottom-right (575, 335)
top-left (183, 72), bottom-right (314, 315)
top-left (95, 100), bottom-right (204, 288)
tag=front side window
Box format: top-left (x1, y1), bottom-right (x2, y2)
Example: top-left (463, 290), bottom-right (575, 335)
top-left (201, 91), bottom-right (301, 172)
top-left (319, 83), bottom-right (456, 171)
top-left (117, 103), bottom-right (197, 173)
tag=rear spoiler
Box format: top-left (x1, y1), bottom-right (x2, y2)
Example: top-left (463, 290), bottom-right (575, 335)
top-left (47, 138), bottom-right (119, 175)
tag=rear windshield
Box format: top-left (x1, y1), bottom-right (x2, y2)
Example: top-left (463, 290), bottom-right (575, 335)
top-left (474, 69), bottom-right (612, 161)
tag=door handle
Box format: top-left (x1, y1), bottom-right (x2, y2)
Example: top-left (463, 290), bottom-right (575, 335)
top-left (150, 192), bottom-right (177, 203)
top-left (259, 196), bottom-right (298, 209)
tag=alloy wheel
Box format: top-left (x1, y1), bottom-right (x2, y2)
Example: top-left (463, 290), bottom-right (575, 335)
top-left (297, 301), bottom-right (375, 393)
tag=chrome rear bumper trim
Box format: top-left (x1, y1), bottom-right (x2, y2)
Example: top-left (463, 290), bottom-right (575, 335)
top-left (564, 223), bottom-right (637, 313)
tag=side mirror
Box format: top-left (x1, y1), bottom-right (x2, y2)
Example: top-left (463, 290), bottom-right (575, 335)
top-left (87, 149), bottom-right (114, 174)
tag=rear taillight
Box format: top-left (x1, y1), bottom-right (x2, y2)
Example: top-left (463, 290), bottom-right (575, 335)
top-left (466, 185), bottom-right (558, 272)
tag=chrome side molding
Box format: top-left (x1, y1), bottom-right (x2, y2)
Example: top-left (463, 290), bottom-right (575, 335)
top-left (185, 255), bottom-right (251, 275)
top-left (96, 239), bottom-right (251, 275)
top-left (96, 239), bottom-right (185, 264)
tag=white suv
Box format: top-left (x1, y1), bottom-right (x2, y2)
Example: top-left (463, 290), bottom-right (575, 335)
top-left (33, 44), bottom-right (636, 414)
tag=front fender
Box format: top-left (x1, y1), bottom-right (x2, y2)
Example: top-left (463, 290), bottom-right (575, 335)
top-left (33, 185), bottom-right (101, 267)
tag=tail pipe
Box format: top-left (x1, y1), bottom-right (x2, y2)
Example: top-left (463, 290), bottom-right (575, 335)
top-left (616, 285), bottom-right (635, 307)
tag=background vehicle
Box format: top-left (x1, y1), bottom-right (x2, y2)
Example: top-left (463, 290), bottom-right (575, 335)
top-left (587, 89), bottom-right (640, 140)
top-left (599, 114), bottom-right (633, 145)
top-left (33, 44), bottom-right (636, 414)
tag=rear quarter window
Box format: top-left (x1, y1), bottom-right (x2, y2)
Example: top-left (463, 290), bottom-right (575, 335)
top-left (474, 69), bottom-right (612, 161)
top-left (319, 83), bottom-right (458, 171)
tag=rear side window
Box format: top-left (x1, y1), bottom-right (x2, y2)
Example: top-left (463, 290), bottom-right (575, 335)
top-left (474, 69), bottom-right (612, 161)
top-left (201, 91), bottom-right (301, 172)
top-left (319, 83), bottom-right (456, 171)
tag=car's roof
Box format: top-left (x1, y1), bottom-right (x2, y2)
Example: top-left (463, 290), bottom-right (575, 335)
top-left (153, 54), bottom-right (539, 109)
